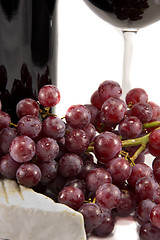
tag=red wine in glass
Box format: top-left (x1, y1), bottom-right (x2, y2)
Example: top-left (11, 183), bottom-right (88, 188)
top-left (83, 0), bottom-right (160, 97)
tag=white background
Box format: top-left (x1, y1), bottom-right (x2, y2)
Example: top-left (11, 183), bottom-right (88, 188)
top-left (56, 0), bottom-right (160, 117)
top-left (56, 1), bottom-right (160, 239)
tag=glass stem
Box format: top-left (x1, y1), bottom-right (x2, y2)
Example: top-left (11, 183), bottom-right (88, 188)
top-left (121, 30), bottom-right (138, 100)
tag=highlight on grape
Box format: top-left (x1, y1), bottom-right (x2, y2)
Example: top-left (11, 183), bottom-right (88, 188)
top-left (1, 80), bottom-right (160, 239)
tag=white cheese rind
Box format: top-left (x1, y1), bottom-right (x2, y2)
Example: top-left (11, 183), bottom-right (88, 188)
top-left (0, 179), bottom-right (86, 240)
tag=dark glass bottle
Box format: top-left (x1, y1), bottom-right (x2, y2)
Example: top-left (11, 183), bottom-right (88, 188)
top-left (0, 0), bottom-right (57, 121)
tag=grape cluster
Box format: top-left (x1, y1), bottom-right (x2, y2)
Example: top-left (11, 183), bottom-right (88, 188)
top-left (1, 80), bottom-right (160, 239)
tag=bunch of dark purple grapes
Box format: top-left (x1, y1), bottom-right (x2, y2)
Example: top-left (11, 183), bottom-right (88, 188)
top-left (1, 80), bottom-right (160, 239)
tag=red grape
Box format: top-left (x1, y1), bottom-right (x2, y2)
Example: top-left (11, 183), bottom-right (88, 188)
top-left (114, 189), bottom-right (136, 217)
top-left (131, 102), bottom-right (153, 123)
top-left (148, 101), bottom-right (160, 119)
top-left (126, 88), bottom-right (148, 106)
top-left (58, 153), bottom-right (83, 178)
top-left (36, 137), bottom-right (59, 162)
top-left (9, 135), bottom-right (36, 163)
top-left (84, 104), bottom-right (100, 125)
top-left (101, 97), bottom-right (127, 124)
top-left (150, 204), bottom-right (160, 229)
top-left (78, 203), bottom-right (103, 234)
top-left (135, 177), bottom-right (158, 201)
top-left (92, 210), bottom-right (115, 237)
top-left (0, 154), bottom-right (21, 179)
top-left (0, 127), bottom-right (17, 154)
top-left (16, 163), bottom-right (41, 187)
top-left (139, 222), bottom-right (160, 240)
top-left (42, 116), bottom-right (66, 140)
top-left (106, 157), bottom-right (132, 184)
top-left (0, 111), bottom-right (11, 131)
top-left (16, 98), bottom-right (39, 118)
top-left (38, 84), bottom-right (60, 107)
top-left (118, 116), bottom-right (143, 139)
top-left (98, 80), bottom-right (122, 101)
top-left (94, 131), bottom-right (122, 162)
top-left (65, 104), bottom-right (91, 129)
top-left (149, 128), bottom-right (160, 150)
top-left (135, 199), bottom-right (156, 225)
top-left (65, 129), bottom-right (90, 154)
top-left (90, 90), bottom-right (104, 110)
top-left (37, 159), bottom-right (57, 184)
top-left (95, 183), bottom-right (121, 210)
top-left (58, 186), bottom-right (85, 211)
top-left (17, 115), bottom-right (42, 139)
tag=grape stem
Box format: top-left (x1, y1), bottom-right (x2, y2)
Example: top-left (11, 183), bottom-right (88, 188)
top-left (9, 122), bottom-right (17, 128)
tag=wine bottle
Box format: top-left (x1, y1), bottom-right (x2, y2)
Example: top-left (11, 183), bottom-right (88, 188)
top-left (0, 0), bottom-right (58, 121)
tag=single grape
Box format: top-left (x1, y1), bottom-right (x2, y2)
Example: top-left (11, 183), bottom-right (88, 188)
top-left (86, 168), bottom-right (112, 194)
top-left (65, 104), bottom-right (91, 129)
top-left (98, 80), bottom-right (122, 101)
top-left (130, 102), bottom-right (153, 123)
top-left (150, 205), bottom-right (160, 229)
top-left (153, 188), bottom-right (160, 204)
top-left (95, 183), bottom-right (121, 210)
top-left (149, 128), bottom-right (160, 150)
top-left (148, 101), bottom-right (160, 119)
top-left (58, 153), bottom-right (83, 178)
top-left (36, 137), bottom-right (59, 162)
top-left (42, 116), bottom-right (66, 140)
top-left (90, 90), bottom-right (104, 111)
top-left (118, 116), bottom-right (143, 139)
top-left (0, 100), bottom-right (2, 111)
top-left (106, 157), bottom-right (132, 184)
top-left (135, 199), bottom-right (156, 225)
top-left (78, 203), bottom-right (103, 234)
top-left (65, 129), bottom-right (90, 154)
top-left (0, 154), bottom-right (21, 179)
top-left (94, 131), bottom-right (122, 163)
top-left (0, 127), bottom-right (17, 154)
top-left (84, 104), bottom-right (100, 126)
top-left (152, 158), bottom-right (160, 183)
top-left (92, 209), bottom-right (115, 237)
top-left (82, 123), bottom-right (96, 143)
top-left (37, 159), bottom-right (57, 184)
top-left (58, 186), bottom-right (85, 211)
top-left (16, 98), bottom-right (39, 118)
top-left (101, 97), bottom-right (127, 124)
top-left (16, 163), bottom-right (41, 187)
top-left (148, 143), bottom-right (160, 157)
top-left (127, 163), bottom-right (153, 187)
top-left (9, 135), bottom-right (36, 163)
top-left (139, 222), bottom-right (160, 240)
top-left (0, 110), bottom-right (11, 131)
top-left (125, 88), bottom-right (148, 106)
top-left (114, 189), bottom-right (136, 217)
top-left (135, 177), bottom-right (158, 201)
top-left (17, 115), bottom-right (42, 139)
top-left (38, 84), bottom-right (60, 107)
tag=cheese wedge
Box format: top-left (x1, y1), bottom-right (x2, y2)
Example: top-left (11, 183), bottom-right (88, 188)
top-left (0, 179), bottom-right (86, 240)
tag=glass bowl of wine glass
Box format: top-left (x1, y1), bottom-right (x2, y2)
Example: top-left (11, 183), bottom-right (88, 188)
top-left (82, 0), bottom-right (160, 98)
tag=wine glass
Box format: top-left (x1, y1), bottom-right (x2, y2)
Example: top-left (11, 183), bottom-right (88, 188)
top-left (82, 0), bottom-right (160, 99)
